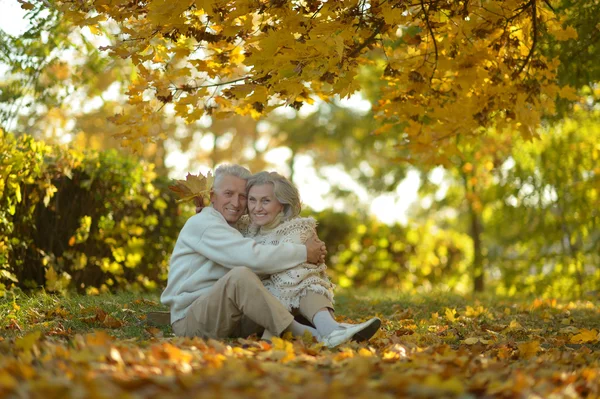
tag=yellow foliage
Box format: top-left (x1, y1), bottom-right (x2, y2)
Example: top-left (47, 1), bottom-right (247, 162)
top-left (445, 308), bottom-right (457, 323)
top-left (57, 0), bottom-right (571, 158)
top-left (45, 266), bottom-right (72, 293)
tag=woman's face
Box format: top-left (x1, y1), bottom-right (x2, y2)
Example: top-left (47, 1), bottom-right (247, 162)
top-left (248, 183), bottom-right (284, 227)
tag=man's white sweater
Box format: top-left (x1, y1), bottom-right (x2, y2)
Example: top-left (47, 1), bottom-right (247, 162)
top-left (160, 207), bottom-right (308, 323)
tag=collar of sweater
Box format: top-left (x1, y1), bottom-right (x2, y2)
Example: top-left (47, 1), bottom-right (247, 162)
top-left (250, 212), bottom-right (285, 236)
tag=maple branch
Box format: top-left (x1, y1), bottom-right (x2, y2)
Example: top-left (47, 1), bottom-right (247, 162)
top-left (430, 130), bottom-right (459, 143)
top-left (508, 0), bottom-right (534, 22)
top-left (542, 0), bottom-right (555, 12)
top-left (420, 0), bottom-right (438, 82)
top-left (347, 20), bottom-right (385, 59)
top-left (178, 76), bottom-right (249, 91)
top-left (122, 29), bottom-right (160, 43)
top-left (515, 0), bottom-right (537, 77)
top-left (484, 0), bottom-right (531, 27)
top-left (310, 3), bottom-right (324, 19)
top-left (378, 37), bottom-right (390, 62)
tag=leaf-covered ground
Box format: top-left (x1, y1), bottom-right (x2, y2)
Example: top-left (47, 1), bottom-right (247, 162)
top-left (1, 289), bottom-right (599, 398)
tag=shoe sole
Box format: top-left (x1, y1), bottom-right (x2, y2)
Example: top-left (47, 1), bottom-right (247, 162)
top-left (351, 318), bottom-right (381, 342)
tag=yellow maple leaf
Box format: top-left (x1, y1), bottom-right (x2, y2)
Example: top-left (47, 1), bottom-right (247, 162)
top-left (168, 171), bottom-right (213, 204)
top-left (553, 25), bottom-right (578, 41)
top-left (85, 331), bottom-right (114, 346)
top-left (16, 331), bottom-right (42, 353)
top-left (358, 348), bottom-right (374, 357)
top-left (571, 329), bottom-right (599, 344)
top-left (504, 319), bottom-right (523, 332)
top-left (517, 340), bottom-right (540, 359)
top-left (423, 374), bottom-right (465, 395)
top-left (558, 85), bottom-right (579, 101)
top-left (445, 308), bottom-right (457, 323)
top-left (45, 266), bottom-right (71, 292)
top-left (88, 24), bottom-right (101, 35)
top-left (0, 370), bottom-right (18, 389)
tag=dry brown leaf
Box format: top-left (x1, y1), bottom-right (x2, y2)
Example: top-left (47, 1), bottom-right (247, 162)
top-left (168, 171), bottom-right (214, 204)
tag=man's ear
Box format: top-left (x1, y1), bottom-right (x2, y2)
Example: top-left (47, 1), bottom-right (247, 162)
top-left (209, 189), bottom-right (215, 204)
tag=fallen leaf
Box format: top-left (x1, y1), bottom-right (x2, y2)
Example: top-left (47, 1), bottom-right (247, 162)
top-left (571, 329), bottom-right (599, 344)
top-left (517, 340), bottom-right (540, 358)
top-left (16, 331), bottom-right (42, 353)
top-left (146, 327), bottom-right (164, 338)
top-left (445, 308), bottom-right (457, 323)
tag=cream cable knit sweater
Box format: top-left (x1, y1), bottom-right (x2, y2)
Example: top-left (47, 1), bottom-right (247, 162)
top-left (241, 215), bottom-right (335, 311)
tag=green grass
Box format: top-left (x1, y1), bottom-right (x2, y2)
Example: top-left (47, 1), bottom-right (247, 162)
top-left (0, 289), bottom-right (171, 340)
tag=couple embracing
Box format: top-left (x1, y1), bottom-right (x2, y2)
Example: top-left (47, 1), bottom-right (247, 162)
top-left (161, 165), bottom-right (381, 348)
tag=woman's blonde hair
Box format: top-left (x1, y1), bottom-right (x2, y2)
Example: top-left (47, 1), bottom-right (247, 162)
top-left (246, 171), bottom-right (301, 220)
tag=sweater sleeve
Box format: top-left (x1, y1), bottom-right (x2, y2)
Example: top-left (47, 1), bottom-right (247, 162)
top-left (194, 217), bottom-right (308, 274)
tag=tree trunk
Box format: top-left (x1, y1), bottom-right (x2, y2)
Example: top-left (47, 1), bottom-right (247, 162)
top-left (461, 165), bottom-right (485, 293)
top-left (470, 205), bottom-right (485, 293)
top-left (288, 149), bottom-right (297, 183)
top-left (211, 133), bottom-right (218, 169)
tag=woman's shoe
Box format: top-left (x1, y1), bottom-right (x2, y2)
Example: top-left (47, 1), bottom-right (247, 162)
top-left (340, 317), bottom-right (381, 342)
top-left (321, 318), bottom-right (382, 348)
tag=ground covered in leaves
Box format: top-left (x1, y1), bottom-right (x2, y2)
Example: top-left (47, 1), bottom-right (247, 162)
top-left (1, 289), bottom-right (599, 398)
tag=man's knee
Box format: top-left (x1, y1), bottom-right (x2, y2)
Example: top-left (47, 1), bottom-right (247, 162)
top-left (225, 266), bottom-right (260, 285)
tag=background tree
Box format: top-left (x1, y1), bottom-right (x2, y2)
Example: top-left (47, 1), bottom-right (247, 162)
top-left (540, 0), bottom-right (600, 116)
top-left (486, 112), bottom-right (600, 297)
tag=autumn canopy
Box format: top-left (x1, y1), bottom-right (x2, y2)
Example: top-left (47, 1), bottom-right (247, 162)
top-left (56, 0), bottom-right (577, 161)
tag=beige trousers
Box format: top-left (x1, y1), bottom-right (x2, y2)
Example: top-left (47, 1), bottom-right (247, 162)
top-left (172, 267), bottom-right (295, 339)
top-left (295, 291), bottom-right (334, 326)
top-left (171, 267), bottom-right (335, 339)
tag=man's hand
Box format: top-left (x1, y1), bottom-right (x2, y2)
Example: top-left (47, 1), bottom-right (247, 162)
top-left (305, 236), bottom-right (327, 264)
top-left (194, 196), bottom-right (204, 214)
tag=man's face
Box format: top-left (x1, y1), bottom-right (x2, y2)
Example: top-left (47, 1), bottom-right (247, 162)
top-left (210, 175), bottom-right (248, 225)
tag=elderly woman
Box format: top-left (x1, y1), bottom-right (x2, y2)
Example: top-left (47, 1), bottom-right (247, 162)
top-left (241, 171), bottom-right (381, 345)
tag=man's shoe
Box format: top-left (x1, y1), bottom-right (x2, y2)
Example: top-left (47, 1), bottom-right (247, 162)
top-left (321, 318), bottom-right (382, 348)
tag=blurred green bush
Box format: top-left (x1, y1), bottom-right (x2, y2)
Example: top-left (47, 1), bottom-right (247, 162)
top-left (0, 130), bottom-right (185, 295)
top-left (304, 208), bottom-right (473, 292)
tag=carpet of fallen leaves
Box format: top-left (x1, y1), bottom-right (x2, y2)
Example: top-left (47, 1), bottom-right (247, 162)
top-left (1, 291), bottom-right (599, 398)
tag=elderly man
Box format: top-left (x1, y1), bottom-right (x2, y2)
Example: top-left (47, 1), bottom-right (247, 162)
top-left (162, 164), bottom-right (362, 346)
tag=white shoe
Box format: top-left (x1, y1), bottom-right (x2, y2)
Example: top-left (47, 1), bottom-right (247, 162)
top-left (340, 317), bottom-right (381, 342)
top-left (321, 318), bottom-right (381, 348)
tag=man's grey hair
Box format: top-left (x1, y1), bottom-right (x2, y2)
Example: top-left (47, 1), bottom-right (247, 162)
top-left (213, 164), bottom-right (252, 189)
top-left (246, 171), bottom-right (301, 220)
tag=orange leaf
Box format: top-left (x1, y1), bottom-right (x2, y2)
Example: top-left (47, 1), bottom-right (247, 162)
top-left (85, 331), bottom-right (114, 346)
top-left (103, 315), bottom-right (124, 329)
